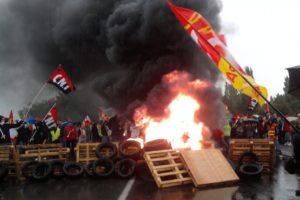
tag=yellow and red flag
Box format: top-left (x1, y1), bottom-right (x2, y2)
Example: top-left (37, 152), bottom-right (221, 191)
top-left (167, 0), bottom-right (268, 105)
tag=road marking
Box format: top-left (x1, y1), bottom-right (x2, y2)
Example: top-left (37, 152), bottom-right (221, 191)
top-left (118, 178), bottom-right (135, 200)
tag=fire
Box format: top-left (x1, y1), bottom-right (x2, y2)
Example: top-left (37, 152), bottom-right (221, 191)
top-left (135, 93), bottom-right (204, 150)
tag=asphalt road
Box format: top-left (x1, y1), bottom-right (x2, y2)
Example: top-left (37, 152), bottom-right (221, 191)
top-left (1, 146), bottom-right (300, 200)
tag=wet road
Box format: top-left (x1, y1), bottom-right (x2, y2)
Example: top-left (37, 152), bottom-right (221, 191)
top-left (1, 147), bottom-right (300, 200)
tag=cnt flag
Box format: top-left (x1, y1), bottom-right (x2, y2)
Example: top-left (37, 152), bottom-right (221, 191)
top-left (8, 110), bottom-right (14, 124)
top-left (48, 65), bottom-right (75, 94)
top-left (43, 104), bottom-right (58, 130)
top-left (82, 115), bottom-right (92, 128)
top-left (167, 0), bottom-right (268, 106)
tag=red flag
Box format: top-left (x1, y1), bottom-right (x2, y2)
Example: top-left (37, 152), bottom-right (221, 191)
top-left (43, 104), bottom-right (58, 129)
top-left (48, 65), bottom-right (75, 94)
top-left (167, 0), bottom-right (268, 106)
top-left (8, 110), bottom-right (14, 124)
top-left (82, 115), bottom-right (92, 128)
top-left (264, 104), bottom-right (270, 114)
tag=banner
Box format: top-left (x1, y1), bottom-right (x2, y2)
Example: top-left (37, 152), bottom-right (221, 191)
top-left (167, 0), bottom-right (268, 105)
top-left (48, 65), bottom-right (75, 94)
top-left (43, 104), bottom-right (58, 130)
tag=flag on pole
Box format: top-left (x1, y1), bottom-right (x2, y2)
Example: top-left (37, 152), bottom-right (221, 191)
top-left (48, 65), bottom-right (75, 94)
top-left (167, 0), bottom-right (268, 106)
top-left (248, 98), bottom-right (258, 111)
top-left (99, 107), bottom-right (109, 122)
top-left (82, 115), bottom-right (92, 128)
top-left (43, 104), bottom-right (58, 130)
top-left (8, 110), bottom-right (14, 124)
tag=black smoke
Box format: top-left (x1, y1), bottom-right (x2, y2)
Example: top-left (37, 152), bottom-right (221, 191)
top-left (0, 0), bottom-right (224, 126)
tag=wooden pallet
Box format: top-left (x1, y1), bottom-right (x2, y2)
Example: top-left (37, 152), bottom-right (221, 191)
top-left (180, 149), bottom-right (239, 188)
top-left (0, 145), bottom-right (12, 161)
top-left (230, 139), bottom-right (275, 174)
top-left (144, 149), bottom-right (192, 188)
top-left (75, 142), bottom-right (119, 164)
top-left (76, 143), bottom-right (99, 164)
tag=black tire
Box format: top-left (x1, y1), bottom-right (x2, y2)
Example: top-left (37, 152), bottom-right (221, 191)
top-left (63, 162), bottom-right (84, 178)
top-left (32, 161), bottom-right (52, 181)
top-left (143, 139), bottom-right (171, 152)
top-left (238, 161), bottom-right (263, 180)
top-left (95, 143), bottom-right (118, 159)
top-left (135, 160), bottom-right (154, 182)
top-left (85, 163), bottom-right (94, 177)
top-left (92, 158), bottom-right (114, 178)
top-left (51, 160), bottom-right (65, 179)
top-left (284, 157), bottom-right (297, 174)
top-left (119, 140), bottom-right (141, 160)
top-left (115, 158), bottom-right (136, 178)
top-left (0, 162), bottom-right (9, 180)
top-left (238, 152), bottom-right (259, 166)
top-left (22, 161), bottom-right (39, 181)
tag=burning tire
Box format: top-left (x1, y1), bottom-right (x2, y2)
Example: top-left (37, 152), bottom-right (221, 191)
top-left (22, 161), bottom-right (39, 181)
top-left (95, 143), bottom-right (117, 159)
top-left (135, 160), bottom-right (154, 182)
top-left (51, 160), bottom-right (65, 179)
top-left (63, 162), bottom-right (84, 178)
top-left (115, 158), bottom-right (136, 178)
top-left (0, 162), bottom-right (9, 180)
top-left (236, 152), bottom-right (263, 180)
top-left (143, 139), bottom-right (171, 152)
top-left (92, 158), bottom-right (114, 178)
top-left (119, 140), bottom-right (141, 160)
top-left (85, 163), bottom-right (94, 177)
top-left (32, 161), bottom-right (52, 181)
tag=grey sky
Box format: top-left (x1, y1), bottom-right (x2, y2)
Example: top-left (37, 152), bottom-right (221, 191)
top-left (220, 0), bottom-right (300, 97)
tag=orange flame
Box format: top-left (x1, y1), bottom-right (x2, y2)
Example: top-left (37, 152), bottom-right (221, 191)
top-left (135, 93), bottom-right (204, 150)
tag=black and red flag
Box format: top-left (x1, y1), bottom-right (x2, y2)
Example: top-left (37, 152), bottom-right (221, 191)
top-left (43, 104), bottom-right (58, 130)
top-left (48, 65), bottom-right (75, 94)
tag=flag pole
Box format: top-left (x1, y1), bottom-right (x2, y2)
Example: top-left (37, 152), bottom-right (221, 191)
top-left (231, 68), bottom-right (298, 132)
top-left (25, 82), bottom-right (48, 118)
top-left (42, 103), bottom-right (57, 121)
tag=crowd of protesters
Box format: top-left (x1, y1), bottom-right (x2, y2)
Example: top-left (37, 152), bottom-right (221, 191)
top-left (228, 112), bottom-right (297, 145)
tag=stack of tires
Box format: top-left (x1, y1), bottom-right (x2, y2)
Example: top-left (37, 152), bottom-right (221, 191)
top-left (84, 141), bottom-right (140, 179)
top-left (22, 160), bottom-right (65, 181)
top-left (235, 152), bottom-right (263, 181)
top-left (18, 139), bottom-right (172, 181)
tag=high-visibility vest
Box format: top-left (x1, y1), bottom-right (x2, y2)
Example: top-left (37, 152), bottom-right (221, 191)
top-left (51, 128), bottom-right (60, 142)
top-left (223, 124), bottom-right (231, 137)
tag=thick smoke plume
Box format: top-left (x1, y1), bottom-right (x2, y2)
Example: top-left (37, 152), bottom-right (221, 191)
top-left (0, 0), bottom-right (224, 126)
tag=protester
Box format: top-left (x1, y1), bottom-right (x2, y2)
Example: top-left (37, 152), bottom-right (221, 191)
top-left (91, 122), bottom-right (101, 142)
top-left (16, 122), bottom-right (31, 145)
top-left (50, 126), bottom-right (61, 143)
top-left (78, 125), bottom-right (87, 143)
top-left (223, 121), bottom-right (231, 153)
top-left (64, 122), bottom-right (77, 147)
top-left (0, 117), bottom-right (22, 144)
top-left (63, 122), bottom-right (77, 160)
top-left (29, 122), bottom-right (48, 144)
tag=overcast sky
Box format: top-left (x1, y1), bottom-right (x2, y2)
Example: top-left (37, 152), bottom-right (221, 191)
top-left (220, 0), bottom-right (300, 97)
